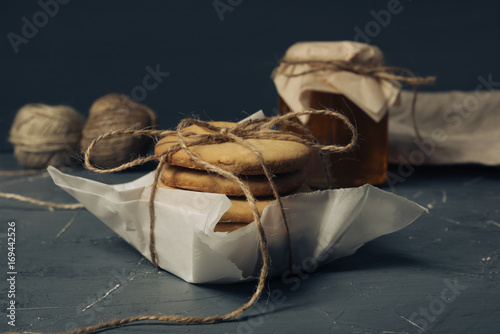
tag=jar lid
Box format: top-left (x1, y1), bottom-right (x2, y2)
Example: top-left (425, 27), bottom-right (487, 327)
top-left (281, 41), bottom-right (384, 66)
top-left (273, 41), bottom-right (401, 123)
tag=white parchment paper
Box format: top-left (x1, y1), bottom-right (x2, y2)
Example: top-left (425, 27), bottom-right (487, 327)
top-left (48, 166), bottom-right (425, 284)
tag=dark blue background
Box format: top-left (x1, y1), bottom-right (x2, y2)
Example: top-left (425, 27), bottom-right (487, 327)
top-left (1, 0), bottom-right (499, 152)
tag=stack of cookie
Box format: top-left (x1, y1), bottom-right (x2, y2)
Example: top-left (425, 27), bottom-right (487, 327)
top-left (154, 121), bottom-right (312, 232)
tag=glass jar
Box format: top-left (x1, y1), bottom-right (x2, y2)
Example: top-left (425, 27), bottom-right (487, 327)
top-left (279, 92), bottom-right (388, 189)
top-left (273, 41), bottom-right (399, 189)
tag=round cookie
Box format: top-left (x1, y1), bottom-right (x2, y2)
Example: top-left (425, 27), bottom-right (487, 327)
top-left (157, 181), bottom-right (274, 223)
top-left (154, 121), bottom-right (312, 175)
top-left (219, 196), bottom-right (275, 223)
top-left (160, 163), bottom-right (305, 196)
top-left (214, 223), bottom-right (249, 233)
top-left (218, 183), bottom-right (313, 224)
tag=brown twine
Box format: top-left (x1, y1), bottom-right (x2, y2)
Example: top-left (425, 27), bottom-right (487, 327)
top-left (0, 192), bottom-right (84, 210)
top-left (0, 167), bottom-right (85, 210)
top-left (7, 109), bottom-right (356, 334)
top-left (80, 93), bottom-right (158, 169)
top-left (0, 164), bottom-right (86, 209)
top-left (273, 58), bottom-right (436, 141)
top-left (8, 103), bottom-right (85, 169)
top-left (0, 166), bottom-right (81, 177)
top-left (0, 169), bottom-right (50, 176)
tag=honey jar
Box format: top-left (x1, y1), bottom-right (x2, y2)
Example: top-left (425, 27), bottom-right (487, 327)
top-left (273, 41), bottom-right (401, 188)
top-left (279, 93), bottom-right (388, 188)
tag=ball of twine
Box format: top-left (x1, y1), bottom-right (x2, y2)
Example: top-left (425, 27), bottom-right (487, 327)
top-left (80, 93), bottom-right (158, 168)
top-left (9, 103), bottom-right (84, 169)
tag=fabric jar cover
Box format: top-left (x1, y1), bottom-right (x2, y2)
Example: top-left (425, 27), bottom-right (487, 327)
top-left (272, 41), bottom-right (401, 123)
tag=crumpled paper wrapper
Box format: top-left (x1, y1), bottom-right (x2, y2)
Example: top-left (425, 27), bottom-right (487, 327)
top-left (389, 90), bottom-right (500, 165)
top-left (272, 41), bottom-right (401, 123)
top-left (48, 166), bottom-right (425, 284)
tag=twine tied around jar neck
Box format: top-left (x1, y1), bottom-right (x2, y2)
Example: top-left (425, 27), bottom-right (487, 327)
top-left (274, 58), bottom-right (436, 141)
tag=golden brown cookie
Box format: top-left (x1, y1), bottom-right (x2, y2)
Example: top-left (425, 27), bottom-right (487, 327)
top-left (156, 181), bottom-right (313, 233)
top-left (160, 163), bottom-right (305, 196)
top-left (156, 181), bottom-right (274, 223)
top-left (154, 121), bottom-right (311, 175)
top-left (217, 183), bottom-right (312, 225)
top-left (218, 183), bottom-right (313, 224)
top-left (219, 196), bottom-right (275, 223)
top-left (213, 223), bottom-right (249, 233)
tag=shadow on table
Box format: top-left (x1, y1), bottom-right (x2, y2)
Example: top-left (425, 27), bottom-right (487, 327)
top-left (319, 240), bottom-right (427, 274)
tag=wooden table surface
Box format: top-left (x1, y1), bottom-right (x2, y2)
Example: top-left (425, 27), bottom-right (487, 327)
top-left (1, 154), bottom-right (499, 334)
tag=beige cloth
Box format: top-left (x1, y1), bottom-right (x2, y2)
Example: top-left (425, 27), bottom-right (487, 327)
top-left (272, 41), bottom-right (401, 123)
top-left (389, 90), bottom-right (500, 165)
